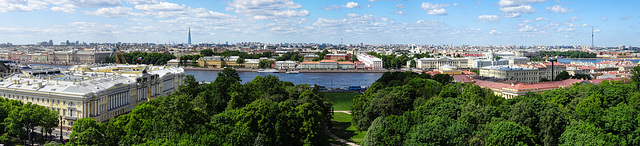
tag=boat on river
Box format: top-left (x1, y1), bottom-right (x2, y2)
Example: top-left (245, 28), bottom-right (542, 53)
top-left (285, 70), bottom-right (299, 74)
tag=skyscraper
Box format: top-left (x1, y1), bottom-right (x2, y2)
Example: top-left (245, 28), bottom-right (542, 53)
top-left (188, 27), bottom-right (191, 45)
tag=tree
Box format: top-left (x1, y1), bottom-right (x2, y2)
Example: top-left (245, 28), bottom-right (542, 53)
top-left (200, 49), bottom-right (214, 56)
top-left (540, 78), bottom-right (550, 82)
top-left (432, 74), bottom-right (453, 85)
top-left (68, 118), bottom-right (104, 146)
top-left (559, 122), bottom-right (606, 146)
top-left (555, 71), bottom-right (571, 81)
top-left (259, 60), bottom-right (274, 68)
top-left (631, 66), bottom-right (640, 90)
top-left (236, 57), bottom-right (245, 64)
top-left (409, 60), bottom-right (416, 68)
top-left (486, 121), bottom-right (536, 146)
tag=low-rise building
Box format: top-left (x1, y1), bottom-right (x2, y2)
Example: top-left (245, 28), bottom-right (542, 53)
top-left (0, 64), bottom-right (185, 130)
top-left (412, 57), bottom-right (469, 69)
top-left (479, 62), bottom-right (567, 83)
top-left (276, 61), bottom-right (298, 69)
top-left (324, 54), bottom-right (351, 61)
top-left (357, 53), bottom-right (383, 70)
top-left (300, 60), bottom-right (354, 69)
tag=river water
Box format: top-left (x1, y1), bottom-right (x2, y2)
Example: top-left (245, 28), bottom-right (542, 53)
top-left (24, 64), bottom-right (384, 88)
top-left (557, 58), bottom-right (640, 64)
top-left (186, 70), bottom-right (383, 89)
top-left (31, 58), bottom-right (637, 89)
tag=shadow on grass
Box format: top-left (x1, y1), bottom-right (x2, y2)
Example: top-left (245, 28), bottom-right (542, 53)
top-left (330, 120), bottom-right (357, 143)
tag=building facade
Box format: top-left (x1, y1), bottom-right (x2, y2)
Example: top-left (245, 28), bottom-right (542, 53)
top-left (275, 61), bottom-right (298, 69)
top-left (479, 62), bottom-right (567, 83)
top-left (0, 64), bottom-right (185, 130)
top-left (356, 53), bottom-right (383, 70)
top-left (413, 57), bottom-right (469, 69)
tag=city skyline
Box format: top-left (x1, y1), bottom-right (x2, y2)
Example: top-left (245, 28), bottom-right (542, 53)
top-left (0, 0), bottom-right (638, 46)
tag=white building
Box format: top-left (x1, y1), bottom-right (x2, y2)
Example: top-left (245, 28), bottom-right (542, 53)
top-left (0, 64), bottom-right (185, 130)
top-left (411, 57), bottom-right (469, 69)
top-left (275, 61), bottom-right (298, 69)
top-left (356, 53), bottom-right (383, 70)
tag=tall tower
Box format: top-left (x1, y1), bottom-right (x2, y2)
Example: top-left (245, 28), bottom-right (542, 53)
top-left (591, 26), bottom-right (594, 49)
top-left (188, 27), bottom-right (192, 45)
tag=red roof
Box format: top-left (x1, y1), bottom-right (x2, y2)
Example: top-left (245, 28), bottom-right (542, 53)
top-left (337, 61), bottom-right (354, 64)
top-left (543, 62), bottom-right (564, 66)
top-left (302, 61), bottom-right (319, 64)
top-left (578, 66), bottom-right (597, 70)
top-left (452, 75), bottom-right (473, 83)
top-left (320, 60), bottom-right (336, 62)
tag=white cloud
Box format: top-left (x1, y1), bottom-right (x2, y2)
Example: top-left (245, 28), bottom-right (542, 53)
top-left (478, 15), bottom-right (500, 22)
top-left (192, 8), bottom-right (235, 19)
top-left (557, 27), bottom-right (575, 32)
top-left (535, 17), bottom-right (548, 21)
top-left (0, 0), bottom-right (48, 12)
top-left (428, 8), bottom-right (447, 15)
top-left (345, 2), bottom-right (360, 8)
top-left (503, 12), bottom-right (521, 18)
top-left (518, 25), bottom-right (537, 32)
top-left (602, 17), bottom-right (608, 21)
top-left (44, 0), bottom-right (122, 12)
top-left (570, 16), bottom-right (581, 21)
top-left (86, 6), bottom-right (139, 18)
top-left (394, 11), bottom-right (404, 15)
top-left (135, 2), bottom-right (185, 11)
top-left (421, 2), bottom-right (449, 15)
top-left (396, 3), bottom-right (405, 9)
top-left (228, 0), bottom-right (309, 20)
top-left (546, 5), bottom-right (570, 13)
top-left (489, 29), bottom-right (500, 34)
top-left (593, 29), bottom-right (601, 33)
top-left (50, 6), bottom-right (74, 13)
top-left (421, 2), bottom-right (449, 10)
top-left (522, 20), bottom-right (532, 23)
top-left (497, 0), bottom-right (546, 7)
top-left (499, 5), bottom-right (537, 14)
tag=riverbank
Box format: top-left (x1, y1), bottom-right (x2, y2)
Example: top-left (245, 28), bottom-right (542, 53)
top-left (183, 67), bottom-right (397, 73)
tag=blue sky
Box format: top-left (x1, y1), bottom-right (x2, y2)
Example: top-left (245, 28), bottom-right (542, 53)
top-left (0, 0), bottom-right (638, 46)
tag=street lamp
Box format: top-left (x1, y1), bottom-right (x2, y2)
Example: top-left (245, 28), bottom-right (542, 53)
top-left (550, 58), bottom-right (558, 81)
top-left (59, 116), bottom-right (62, 142)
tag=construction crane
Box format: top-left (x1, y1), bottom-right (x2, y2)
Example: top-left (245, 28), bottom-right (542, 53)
top-left (114, 46), bottom-right (128, 64)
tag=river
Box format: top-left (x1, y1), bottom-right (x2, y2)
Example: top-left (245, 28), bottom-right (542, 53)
top-left (24, 64), bottom-right (384, 88)
top-left (556, 58), bottom-right (640, 64)
top-left (186, 70), bottom-right (383, 89)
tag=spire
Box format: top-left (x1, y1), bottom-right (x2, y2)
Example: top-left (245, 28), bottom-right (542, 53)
top-left (188, 27), bottom-right (191, 45)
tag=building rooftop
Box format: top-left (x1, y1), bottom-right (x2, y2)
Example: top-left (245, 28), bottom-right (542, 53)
top-left (480, 65), bottom-right (536, 71)
top-left (0, 64), bottom-right (184, 97)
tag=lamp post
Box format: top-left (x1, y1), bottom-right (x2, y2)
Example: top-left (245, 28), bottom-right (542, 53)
top-left (550, 58), bottom-right (557, 81)
top-left (59, 116), bottom-right (62, 142)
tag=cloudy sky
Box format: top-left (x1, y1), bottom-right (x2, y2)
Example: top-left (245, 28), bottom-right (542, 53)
top-left (0, 0), bottom-right (638, 46)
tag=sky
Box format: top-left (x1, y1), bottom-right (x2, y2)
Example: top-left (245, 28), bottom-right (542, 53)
top-left (0, 0), bottom-right (639, 46)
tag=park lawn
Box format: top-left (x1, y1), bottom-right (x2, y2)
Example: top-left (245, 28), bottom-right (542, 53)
top-left (325, 92), bottom-right (360, 111)
top-left (330, 112), bottom-right (367, 145)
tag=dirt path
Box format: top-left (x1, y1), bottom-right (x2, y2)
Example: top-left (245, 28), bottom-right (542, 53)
top-left (334, 110), bottom-right (351, 114)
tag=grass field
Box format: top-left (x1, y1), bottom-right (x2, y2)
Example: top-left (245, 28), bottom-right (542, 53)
top-left (330, 112), bottom-right (367, 145)
top-left (325, 92), bottom-right (360, 111)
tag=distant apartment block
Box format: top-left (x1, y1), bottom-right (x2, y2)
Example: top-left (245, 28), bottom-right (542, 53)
top-left (356, 53), bottom-right (383, 70)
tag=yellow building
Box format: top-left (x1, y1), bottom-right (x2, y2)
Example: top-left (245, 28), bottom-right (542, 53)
top-left (0, 64), bottom-right (184, 130)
